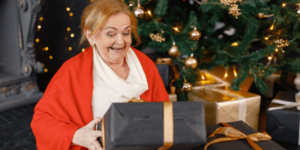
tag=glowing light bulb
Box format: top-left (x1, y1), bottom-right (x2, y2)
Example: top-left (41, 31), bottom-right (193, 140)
top-left (282, 3), bottom-right (287, 8)
top-left (69, 12), bottom-right (73, 17)
top-left (70, 33), bottom-right (74, 38)
top-left (231, 42), bottom-right (238, 47)
top-left (264, 36), bottom-right (269, 40)
top-left (82, 48), bottom-right (85, 52)
top-left (270, 24), bottom-right (274, 30)
top-left (67, 27), bottom-right (71, 31)
top-left (49, 55), bottom-right (53, 59)
top-left (66, 7), bottom-right (70, 11)
top-left (35, 38), bottom-right (39, 43)
top-left (148, 10), bottom-right (152, 16)
top-left (268, 56), bottom-right (272, 60)
top-left (69, 47), bottom-right (72, 51)
top-left (233, 66), bottom-right (237, 77)
top-left (37, 25), bottom-right (41, 29)
top-left (45, 47), bottom-right (49, 51)
top-left (224, 69), bottom-right (228, 79)
top-left (173, 27), bottom-right (179, 32)
top-left (44, 68), bottom-right (48, 72)
top-left (40, 17), bottom-right (43, 21)
top-left (201, 74), bottom-right (205, 80)
top-left (275, 48), bottom-right (278, 52)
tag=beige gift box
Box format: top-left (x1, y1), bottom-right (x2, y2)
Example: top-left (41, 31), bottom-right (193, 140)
top-left (188, 86), bottom-right (261, 130)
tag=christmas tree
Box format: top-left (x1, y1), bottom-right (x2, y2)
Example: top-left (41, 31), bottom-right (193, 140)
top-left (124, 0), bottom-right (300, 100)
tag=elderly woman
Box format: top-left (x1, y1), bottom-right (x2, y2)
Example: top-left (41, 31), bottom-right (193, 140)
top-left (31, 0), bottom-right (169, 149)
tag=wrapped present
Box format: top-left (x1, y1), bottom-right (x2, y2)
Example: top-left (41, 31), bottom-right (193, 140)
top-left (266, 91), bottom-right (300, 145)
top-left (188, 86), bottom-right (261, 130)
top-left (193, 121), bottom-right (285, 150)
top-left (97, 101), bottom-right (207, 150)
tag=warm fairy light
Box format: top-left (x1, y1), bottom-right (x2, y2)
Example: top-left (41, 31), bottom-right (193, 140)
top-left (82, 48), bottom-right (85, 52)
top-left (44, 68), bottom-right (48, 72)
top-left (69, 12), bottom-right (73, 17)
top-left (70, 33), bottom-right (74, 38)
top-left (173, 27), bottom-right (180, 32)
top-left (35, 38), bottom-right (39, 43)
top-left (224, 69), bottom-right (228, 79)
top-left (68, 47), bottom-right (72, 51)
top-left (275, 48), bottom-right (278, 52)
top-left (282, 50), bottom-right (285, 53)
top-left (129, 3), bottom-right (133, 6)
top-left (40, 17), bottom-right (43, 21)
top-left (268, 56), bottom-right (272, 60)
top-left (233, 66), bottom-right (237, 77)
top-left (45, 47), bottom-right (49, 51)
top-left (231, 42), bottom-right (239, 46)
top-left (49, 55), bottom-right (53, 59)
top-left (264, 36), bottom-right (269, 40)
top-left (37, 25), bottom-right (41, 29)
top-left (66, 7), bottom-right (70, 11)
top-left (67, 27), bottom-right (71, 31)
top-left (201, 74), bottom-right (205, 80)
top-left (282, 3), bottom-right (287, 8)
top-left (147, 10), bottom-right (152, 16)
top-left (270, 24), bottom-right (274, 30)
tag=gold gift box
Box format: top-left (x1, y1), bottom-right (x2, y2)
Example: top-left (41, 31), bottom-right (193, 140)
top-left (188, 86), bottom-right (261, 130)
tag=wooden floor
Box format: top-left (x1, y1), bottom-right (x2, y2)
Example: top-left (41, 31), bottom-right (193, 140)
top-left (0, 97), bottom-right (299, 150)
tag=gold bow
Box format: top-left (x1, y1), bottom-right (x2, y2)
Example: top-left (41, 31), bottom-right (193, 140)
top-left (204, 123), bottom-right (272, 150)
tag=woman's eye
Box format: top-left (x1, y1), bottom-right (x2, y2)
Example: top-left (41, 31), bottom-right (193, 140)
top-left (123, 33), bottom-right (130, 36)
top-left (107, 33), bottom-right (116, 37)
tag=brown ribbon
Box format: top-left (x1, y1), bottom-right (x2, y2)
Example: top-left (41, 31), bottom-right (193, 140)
top-left (101, 120), bottom-right (106, 150)
top-left (204, 123), bottom-right (272, 150)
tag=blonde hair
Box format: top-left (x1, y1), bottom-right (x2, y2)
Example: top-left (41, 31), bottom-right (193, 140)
top-left (80, 0), bottom-right (140, 47)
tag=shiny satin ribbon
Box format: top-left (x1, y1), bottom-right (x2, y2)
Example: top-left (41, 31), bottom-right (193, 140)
top-left (101, 101), bottom-right (174, 150)
top-left (204, 123), bottom-right (271, 150)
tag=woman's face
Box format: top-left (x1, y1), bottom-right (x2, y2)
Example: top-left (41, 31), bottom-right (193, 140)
top-left (92, 12), bottom-right (132, 64)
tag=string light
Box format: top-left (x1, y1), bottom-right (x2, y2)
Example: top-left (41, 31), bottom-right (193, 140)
top-left (224, 69), bottom-right (228, 79)
top-left (67, 27), bottom-right (71, 31)
top-left (45, 47), bottom-right (49, 51)
top-left (231, 42), bottom-right (239, 46)
top-left (69, 12), bottom-right (73, 17)
top-left (37, 25), bottom-right (41, 29)
top-left (147, 10), bottom-right (152, 16)
top-left (44, 68), bottom-right (48, 72)
top-left (35, 38), bottom-right (39, 43)
top-left (233, 66), bottom-right (237, 77)
top-left (68, 47), bottom-right (72, 51)
top-left (70, 33), bottom-right (74, 38)
top-left (82, 48), bottom-right (85, 52)
top-left (49, 55), bottom-right (53, 59)
top-left (282, 3), bottom-right (287, 8)
top-left (172, 27), bottom-right (180, 32)
top-left (268, 56), bottom-right (272, 60)
top-left (40, 17), bottom-right (43, 21)
top-left (275, 48), bottom-right (278, 52)
top-left (264, 36), bottom-right (269, 40)
top-left (201, 74), bottom-right (205, 80)
top-left (270, 24), bottom-right (274, 30)
top-left (66, 7), bottom-right (70, 11)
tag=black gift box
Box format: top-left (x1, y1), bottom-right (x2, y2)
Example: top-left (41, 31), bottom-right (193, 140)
top-left (266, 91), bottom-right (300, 145)
top-left (156, 64), bottom-right (175, 90)
top-left (193, 121), bottom-right (285, 150)
top-left (97, 102), bottom-right (207, 150)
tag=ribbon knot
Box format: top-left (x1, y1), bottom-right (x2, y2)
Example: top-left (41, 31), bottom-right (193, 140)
top-left (204, 123), bottom-right (271, 150)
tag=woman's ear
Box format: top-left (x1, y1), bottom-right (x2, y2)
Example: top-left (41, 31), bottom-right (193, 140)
top-left (84, 29), bottom-right (94, 45)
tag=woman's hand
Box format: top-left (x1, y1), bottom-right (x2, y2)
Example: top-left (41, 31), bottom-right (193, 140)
top-left (72, 117), bottom-right (103, 150)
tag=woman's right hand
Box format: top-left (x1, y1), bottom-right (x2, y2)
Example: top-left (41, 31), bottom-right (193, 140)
top-left (72, 117), bottom-right (103, 150)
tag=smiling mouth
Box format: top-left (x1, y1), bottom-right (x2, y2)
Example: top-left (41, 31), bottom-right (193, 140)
top-left (110, 47), bottom-right (124, 50)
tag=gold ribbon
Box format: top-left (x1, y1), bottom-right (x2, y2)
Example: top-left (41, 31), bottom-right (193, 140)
top-left (156, 58), bottom-right (173, 64)
top-left (158, 102), bottom-right (174, 150)
top-left (204, 123), bottom-right (272, 150)
top-left (101, 100), bottom-right (174, 150)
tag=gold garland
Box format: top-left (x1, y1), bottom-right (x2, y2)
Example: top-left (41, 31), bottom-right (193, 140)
top-left (220, 0), bottom-right (243, 19)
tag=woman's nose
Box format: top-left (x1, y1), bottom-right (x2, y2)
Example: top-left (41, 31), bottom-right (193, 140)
top-left (115, 34), bottom-right (125, 45)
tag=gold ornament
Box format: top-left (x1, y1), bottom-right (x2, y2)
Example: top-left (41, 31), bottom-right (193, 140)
top-left (229, 4), bottom-right (241, 19)
top-left (168, 42), bottom-right (180, 57)
top-left (258, 13), bottom-right (265, 18)
top-left (275, 39), bottom-right (289, 48)
top-left (182, 79), bottom-right (192, 92)
top-left (184, 54), bottom-right (198, 69)
top-left (189, 27), bottom-right (201, 41)
top-left (150, 31), bottom-right (166, 43)
top-left (133, 5), bottom-right (145, 19)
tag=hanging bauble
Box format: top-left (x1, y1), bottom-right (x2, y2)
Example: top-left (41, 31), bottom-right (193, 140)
top-left (295, 3), bottom-right (300, 17)
top-left (182, 79), bottom-right (192, 92)
top-left (189, 27), bottom-right (201, 41)
top-left (133, 5), bottom-right (145, 19)
top-left (184, 54), bottom-right (198, 69)
top-left (257, 13), bottom-right (265, 18)
top-left (168, 42), bottom-right (180, 57)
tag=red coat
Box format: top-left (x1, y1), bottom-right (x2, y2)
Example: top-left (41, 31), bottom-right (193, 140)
top-left (31, 47), bottom-right (169, 150)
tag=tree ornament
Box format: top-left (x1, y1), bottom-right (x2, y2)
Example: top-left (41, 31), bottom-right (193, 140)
top-left (182, 79), bottom-right (192, 92)
top-left (150, 31), bottom-right (166, 43)
top-left (189, 27), bottom-right (201, 41)
top-left (168, 42), bottom-right (180, 57)
top-left (275, 39), bottom-right (289, 48)
top-left (229, 4), bottom-right (241, 19)
top-left (133, 4), bottom-right (145, 19)
top-left (258, 13), bottom-right (265, 18)
top-left (184, 54), bottom-right (198, 69)
top-left (295, 3), bottom-right (300, 17)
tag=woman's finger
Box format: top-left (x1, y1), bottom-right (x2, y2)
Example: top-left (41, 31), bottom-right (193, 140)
top-left (92, 130), bottom-right (102, 137)
top-left (93, 140), bottom-right (103, 150)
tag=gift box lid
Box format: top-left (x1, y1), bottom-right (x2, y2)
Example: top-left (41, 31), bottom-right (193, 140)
top-left (99, 102), bottom-right (207, 150)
